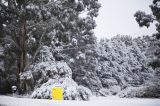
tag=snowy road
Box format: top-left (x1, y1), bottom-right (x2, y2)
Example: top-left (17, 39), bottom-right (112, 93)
top-left (0, 95), bottom-right (160, 106)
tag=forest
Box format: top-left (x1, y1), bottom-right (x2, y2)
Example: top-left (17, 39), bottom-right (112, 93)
top-left (0, 0), bottom-right (160, 101)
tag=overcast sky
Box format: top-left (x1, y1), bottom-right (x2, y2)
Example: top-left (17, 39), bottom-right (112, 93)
top-left (95, 0), bottom-right (156, 39)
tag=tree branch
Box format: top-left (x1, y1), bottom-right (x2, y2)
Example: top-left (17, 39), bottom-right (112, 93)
top-left (23, 28), bottom-right (47, 71)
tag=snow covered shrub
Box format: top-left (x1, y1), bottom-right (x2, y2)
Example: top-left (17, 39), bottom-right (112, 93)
top-left (119, 85), bottom-right (160, 98)
top-left (31, 51), bottom-right (92, 100)
top-left (32, 78), bottom-right (92, 100)
top-left (98, 86), bottom-right (121, 96)
top-left (31, 61), bottom-right (72, 88)
top-left (78, 85), bottom-right (92, 100)
top-left (109, 85), bottom-right (121, 95)
top-left (98, 88), bottom-right (110, 96)
top-left (119, 86), bottom-right (145, 98)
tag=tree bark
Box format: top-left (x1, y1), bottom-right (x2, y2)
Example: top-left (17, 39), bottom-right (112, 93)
top-left (18, 15), bottom-right (27, 74)
top-left (17, 13), bottom-right (28, 92)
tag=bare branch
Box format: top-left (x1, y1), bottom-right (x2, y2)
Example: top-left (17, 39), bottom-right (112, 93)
top-left (32, 28), bottom-right (47, 61)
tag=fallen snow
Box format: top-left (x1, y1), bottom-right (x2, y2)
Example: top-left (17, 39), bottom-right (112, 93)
top-left (0, 95), bottom-right (160, 106)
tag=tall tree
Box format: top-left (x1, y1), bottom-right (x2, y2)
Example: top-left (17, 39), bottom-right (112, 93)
top-left (0, 0), bottom-right (101, 92)
top-left (134, 0), bottom-right (160, 68)
top-left (57, 0), bottom-right (102, 92)
top-left (0, 0), bottom-right (61, 92)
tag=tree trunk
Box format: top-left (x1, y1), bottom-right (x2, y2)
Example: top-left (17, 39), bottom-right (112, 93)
top-left (17, 14), bottom-right (28, 93)
top-left (19, 16), bottom-right (27, 73)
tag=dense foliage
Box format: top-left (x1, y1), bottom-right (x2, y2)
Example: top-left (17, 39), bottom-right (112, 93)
top-left (134, 0), bottom-right (160, 68)
top-left (0, 0), bottom-right (159, 99)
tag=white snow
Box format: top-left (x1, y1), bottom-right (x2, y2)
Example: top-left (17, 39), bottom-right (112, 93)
top-left (26, 4), bottom-right (38, 10)
top-left (76, 52), bottom-right (85, 59)
top-left (19, 70), bottom-right (33, 80)
top-left (11, 86), bottom-right (17, 91)
top-left (2, 0), bottom-right (8, 6)
top-left (2, 24), bottom-right (6, 27)
top-left (69, 58), bottom-right (74, 63)
top-left (0, 95), bottom-right (160, 106)
top-left (156, 1), bottom-right (160, 8)
top-left (72, 38), bottom-right (77, 45)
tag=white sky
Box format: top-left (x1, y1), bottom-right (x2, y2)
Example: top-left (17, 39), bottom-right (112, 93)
top-left (95, 0), bottom-right (156, 39)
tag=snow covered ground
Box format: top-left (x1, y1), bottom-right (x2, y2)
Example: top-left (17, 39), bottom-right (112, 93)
top-left (0, 95), bottom-right (160, 106)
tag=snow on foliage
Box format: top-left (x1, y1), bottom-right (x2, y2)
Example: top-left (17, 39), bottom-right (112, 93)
top-left (119, 84), bottom-right (160, 98)
top-left (31, 46), bottom-right (91, 100)
top-left (19, 71), bottom-right (33, 81)
top-left (31, 63), bottom-right (92, 100)
top-left (0, 0), bottom-right (101, 96)
top-left (97, 35), bottom-right (155, 96)
top-left (32, 61), bottom-right (72, 87)
top-left (76, 51), bottom-right (86, 60)
top-left (72, 38), bottom-right (77, 46)
top-left (40, 46), bottom-right (55, 62)
top-left (31, 67), bottom-right (91, 100)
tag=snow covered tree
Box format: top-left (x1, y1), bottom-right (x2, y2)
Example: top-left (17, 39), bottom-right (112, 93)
top-left (62, 19), bottom-right (102, 93)
top-left (134, 1), bottom-right (160, 97)
top-left (48, 0), bottom-right (102, 93)
top-left (133, 36), bottom-right (160, 98)
top-left (0, 0), bottom-right (58, 92)
top-left (97, 35), bottom-right (154, 96)
top-left (134, 0), bottom-right (160, 69)
top-left (0, 0), bottom-right (101, 93)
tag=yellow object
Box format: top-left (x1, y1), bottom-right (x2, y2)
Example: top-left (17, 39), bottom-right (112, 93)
top-left (51, 87), bottom-right (63, 100)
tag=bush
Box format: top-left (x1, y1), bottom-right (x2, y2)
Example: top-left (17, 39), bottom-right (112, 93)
top-left (119, 85), bottom-right (160, 98)
top-left (31, 78), bottom-right (92, 100)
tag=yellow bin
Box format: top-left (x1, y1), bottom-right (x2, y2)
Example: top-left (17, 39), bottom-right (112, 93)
top-left (51, 87), bottom-right (63, 100)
